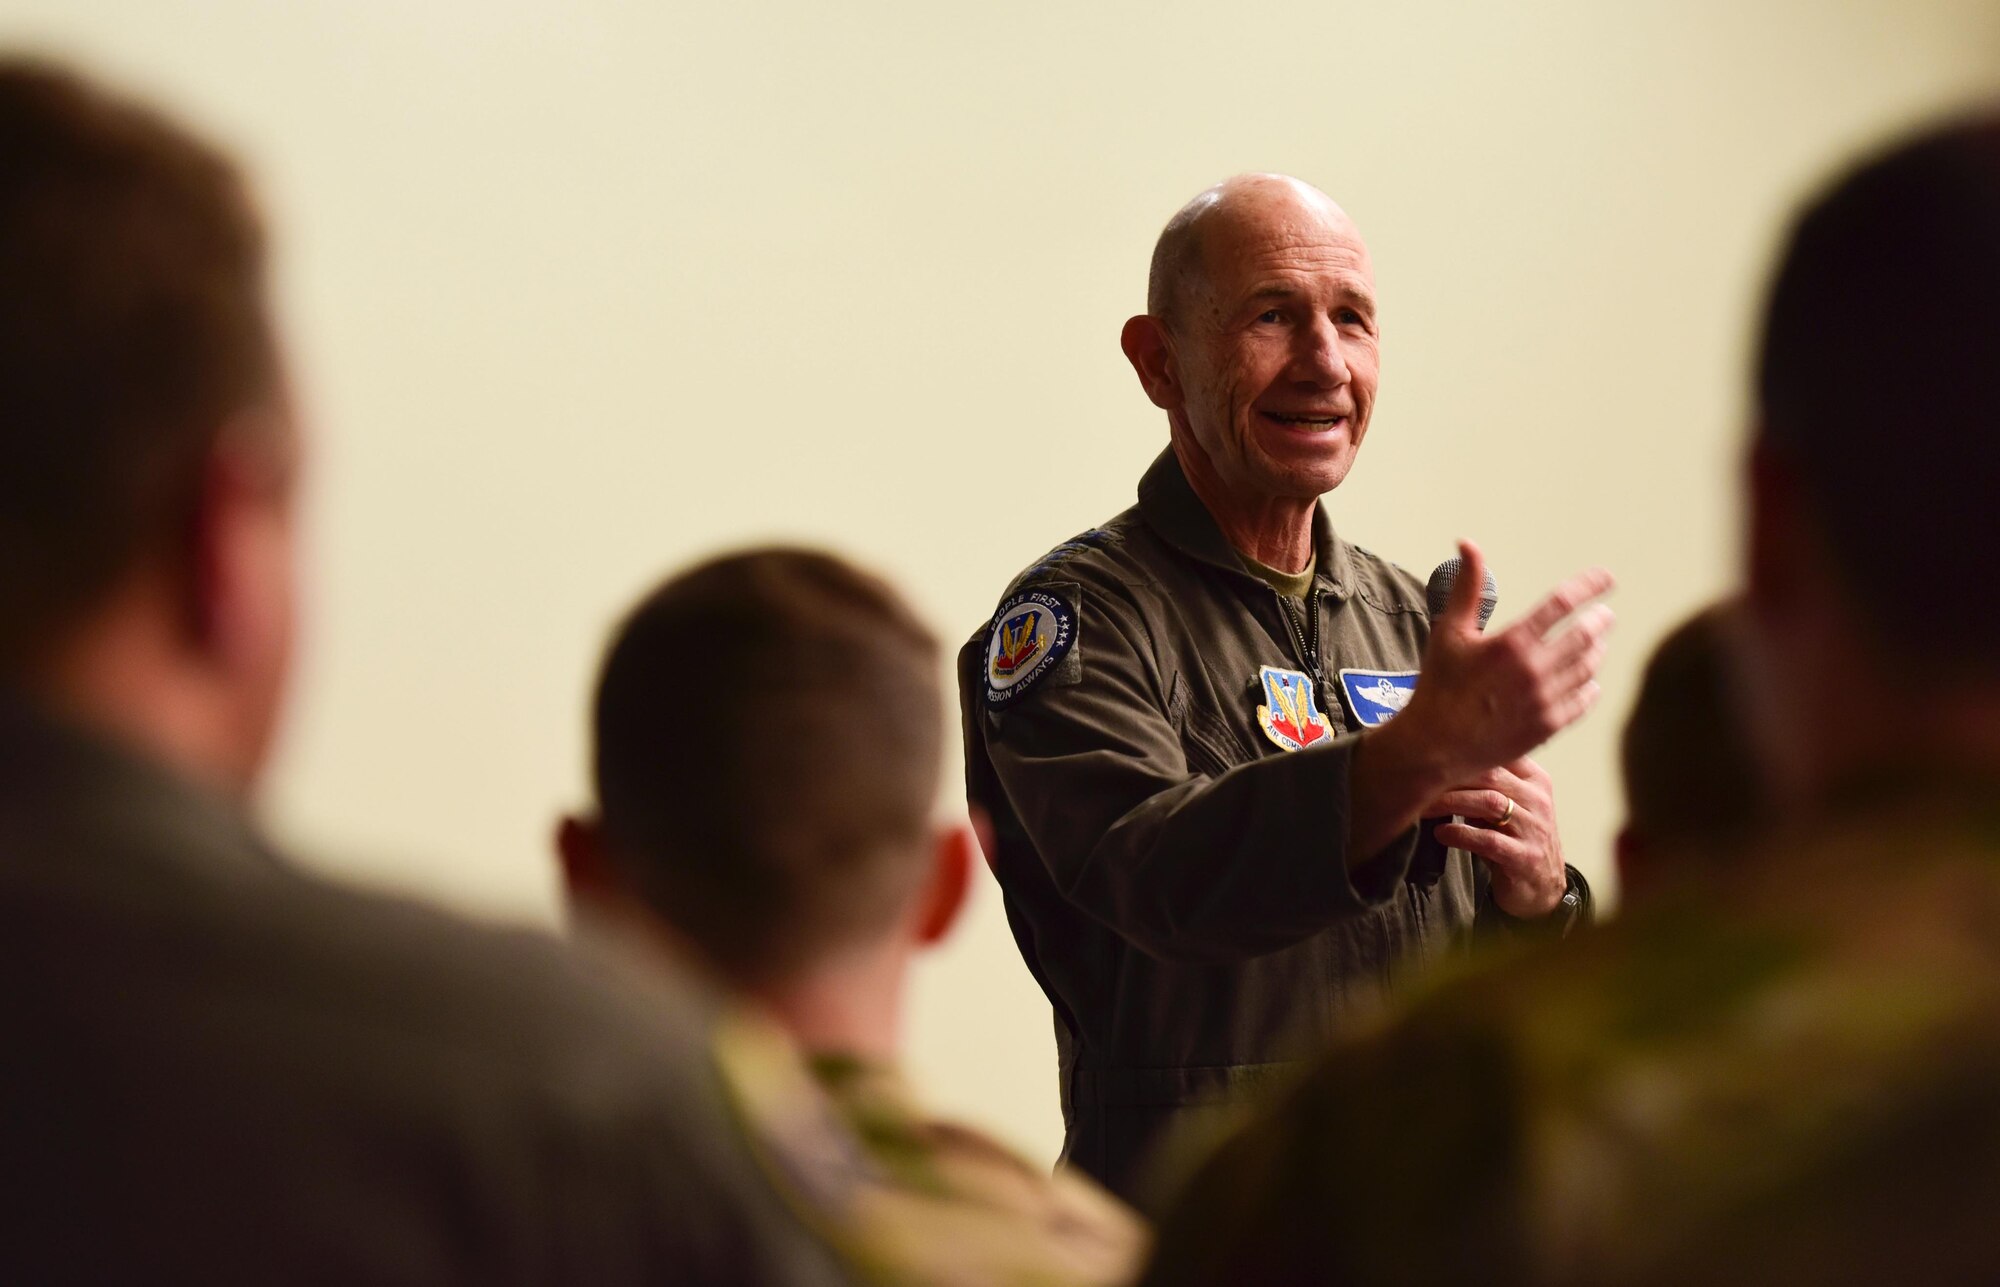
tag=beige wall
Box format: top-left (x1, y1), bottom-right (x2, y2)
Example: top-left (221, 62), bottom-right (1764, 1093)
top-left (11, 0), bottom-right (1997, 1163)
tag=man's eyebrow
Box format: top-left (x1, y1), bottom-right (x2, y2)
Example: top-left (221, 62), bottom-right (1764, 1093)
top-left (1242, 281), bottom-right (1377, 312)
top-left (1333, 280), bottom-right (1377, 313)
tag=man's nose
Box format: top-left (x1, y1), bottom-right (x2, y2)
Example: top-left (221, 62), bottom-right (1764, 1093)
top-left (1291, 316), bottom-right (1351, 386)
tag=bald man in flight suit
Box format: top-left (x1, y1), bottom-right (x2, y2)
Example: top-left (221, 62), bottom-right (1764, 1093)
top-left (960, 174), bottom-right (1614, 1202)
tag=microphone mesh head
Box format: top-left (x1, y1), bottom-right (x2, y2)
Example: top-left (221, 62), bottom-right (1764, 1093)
top-left (1427, 557), bottom-right (1499, 629)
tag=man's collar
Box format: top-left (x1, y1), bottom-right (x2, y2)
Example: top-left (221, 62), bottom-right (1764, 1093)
top-left (1136, 447), bottom-right (1356, 598)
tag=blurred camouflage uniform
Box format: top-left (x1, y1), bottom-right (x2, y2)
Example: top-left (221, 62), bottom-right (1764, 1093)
top-left (717, 1010), bottom-right (1148, 1287)
top-left (1139, 779), bottom-right (2000, 1286)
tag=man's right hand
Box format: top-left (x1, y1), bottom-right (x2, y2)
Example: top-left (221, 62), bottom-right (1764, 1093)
top-left (1345, 540), bottom-right (1613, 868)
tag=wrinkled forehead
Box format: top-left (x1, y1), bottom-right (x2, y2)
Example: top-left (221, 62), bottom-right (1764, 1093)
top-left (1195, 191), bottom-right (1374, 305)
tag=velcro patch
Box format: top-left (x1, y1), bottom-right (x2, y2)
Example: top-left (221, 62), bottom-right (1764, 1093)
top-left (1255, 666), bottom-right (1335, 752)
top-left (984, 586), bottom-right (1079, 707)
top-left (1339, 669), bottom-right (1418, 727)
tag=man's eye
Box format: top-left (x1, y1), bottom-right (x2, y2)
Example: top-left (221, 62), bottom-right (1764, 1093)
top-left (1256, 309), bottom-right (1285, 324)
top-left (1336, 308), bottom-right (1365, 326)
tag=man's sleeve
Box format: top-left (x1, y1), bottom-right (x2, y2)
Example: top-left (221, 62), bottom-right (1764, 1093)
top-left (969, 574), bottom-right (1420, 965)
top-left (1473, 861), bottom-right (1594, 941)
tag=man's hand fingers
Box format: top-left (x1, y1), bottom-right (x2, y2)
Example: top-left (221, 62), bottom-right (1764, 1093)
top-left (1546, 680), bottom-right (1604, 732)
top-left (1515, 567), bottom-right (1616, 641)
top-left (1527, 605), bottom-right (1612, 713)
top-left (1432, 764), bottom-right (1533, 802)
top-left (1434, 822), bottom-right (1537, 868)
top-left (1542, 622), bottom-right (1612, 699)
top-left (1542, 603), bottom-right (1616, 669)
top-left (1452, 766), bottom-right (1524, 795)
top-left (1427, 790), bottom-right (1513, 821)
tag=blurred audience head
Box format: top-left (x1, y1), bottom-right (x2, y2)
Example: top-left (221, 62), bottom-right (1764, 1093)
top-left (559, 547), bottom-right (973, 1055)
top-left (0, 59), bottom-right (298, 793)
top-left (1743, 111), bottom-right (2000, 805)
top-left (1616, 603), bottom-right (1771, 900)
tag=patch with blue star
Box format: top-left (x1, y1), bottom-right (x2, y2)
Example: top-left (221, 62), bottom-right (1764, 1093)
top-left (984, 586), bottom-right (1078, 707)
top-left (1254, 665), bottom-right (1335, 752)
top-left (1339, 668), bottom-right (1419, 727)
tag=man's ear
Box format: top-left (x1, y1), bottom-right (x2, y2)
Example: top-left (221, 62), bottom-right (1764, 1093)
top-left (1747, 438), bottom-right (1865, 639)
top-left (1744, 440), bottom-right (1792, 621)
top-left (556, 813), bottom-right (618, 912)
top-left (1121, 314), bottom-right (1183, 413)
top-left (912, 820), bottom-right (976, 948)
top-left (1746, 437), bottom-right (1838, 631)
top-left (1739, 439), bottom-right (1857, 813)
top-left (181, 421), bottom-right (300, 788)
top-left (184, 435), bottom-right (282, 657)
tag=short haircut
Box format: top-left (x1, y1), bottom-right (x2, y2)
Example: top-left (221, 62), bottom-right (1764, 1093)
top-left (591, 548), bottom-right (944, 986)
top-left (1147, 187), bottom-right (1222, 326)
top-left (1755, 113), bottom-right (2000, 673)
top-left (1621, 606), bottom-right (1768, 856)
top-left (0, 60), bottom-right (277, 672)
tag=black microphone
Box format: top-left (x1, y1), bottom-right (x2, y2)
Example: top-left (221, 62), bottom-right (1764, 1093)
top-left (1410, 555), bottom-right (1500, 888)
top-left (1425, 556), bottom-right (1498, 630)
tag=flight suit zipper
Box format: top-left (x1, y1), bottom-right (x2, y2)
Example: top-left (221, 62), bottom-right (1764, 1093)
top-left (1308, 587), bottom-right (1323, 675)
top-left (1275, 587), bottom-right (1325, 678)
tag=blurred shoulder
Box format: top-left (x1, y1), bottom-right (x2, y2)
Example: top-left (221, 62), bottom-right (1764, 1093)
top-left (241, 861), bottom-right (725, 1103)
top-left (791, 1048), bottom-right (1148, 1287)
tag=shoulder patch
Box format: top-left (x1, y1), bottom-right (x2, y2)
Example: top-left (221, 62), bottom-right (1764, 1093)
top-left (984, 585), bottom-right (1079, 707)
top-left (1338, 668), bottom-right (1418, 727)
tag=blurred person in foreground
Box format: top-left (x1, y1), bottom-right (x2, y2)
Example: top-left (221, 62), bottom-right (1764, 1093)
top-left (1138, 114), bottom-right (2000, 1286)
top-left (0, 59), bottom-right (849, 1283)
top-left (1614, 602), bottom-right (1773, 904)
top-left (557, 548), bottom-right (1148, 1287)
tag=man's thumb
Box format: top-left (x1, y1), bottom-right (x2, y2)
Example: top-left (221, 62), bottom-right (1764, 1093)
top-left (1444, 539), bottom-right (1487, 631)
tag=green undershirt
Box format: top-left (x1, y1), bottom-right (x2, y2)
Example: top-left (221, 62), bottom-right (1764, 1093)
top-left (1238, 551), bottom-right (1317, 600)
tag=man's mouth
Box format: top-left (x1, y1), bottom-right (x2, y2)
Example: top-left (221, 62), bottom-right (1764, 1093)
top-left (1260, 410), bottom-right (1350, 431)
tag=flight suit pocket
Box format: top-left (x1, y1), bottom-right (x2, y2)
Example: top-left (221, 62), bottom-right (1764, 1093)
top-left (1167, 670), bottom-right (1248, 778)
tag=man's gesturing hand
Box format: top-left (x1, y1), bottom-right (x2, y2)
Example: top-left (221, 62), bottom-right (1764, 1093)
top-left (1428, 758), bottom-right (1567, 918)
top-left (1345, 540), bottom-right (1613, 875)
top-left (1396, 540), bottom-right (1614, 785)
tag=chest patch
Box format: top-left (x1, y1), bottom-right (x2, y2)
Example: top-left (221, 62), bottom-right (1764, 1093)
top-left (1339, 668), bottom-right (1419, 727)
top-left (984, 588), bottom-right (1077, 706)
top-left (1255, 665), bottom-right (1334, 752)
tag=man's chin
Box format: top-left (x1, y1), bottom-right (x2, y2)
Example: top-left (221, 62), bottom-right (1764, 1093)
top-left (1251, 447), bottom-right (1358, 501)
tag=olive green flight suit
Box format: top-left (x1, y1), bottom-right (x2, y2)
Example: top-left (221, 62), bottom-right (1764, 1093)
top-left (960, 449), bottom-right (1586, 1202)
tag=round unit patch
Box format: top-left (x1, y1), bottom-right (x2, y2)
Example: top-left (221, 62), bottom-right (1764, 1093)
top-left (984, 589), bottom-right (1076, 706)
